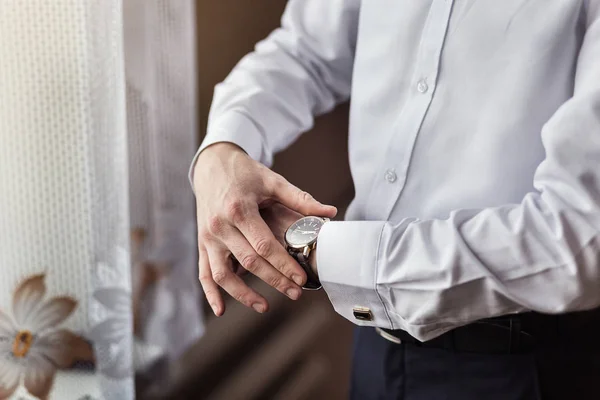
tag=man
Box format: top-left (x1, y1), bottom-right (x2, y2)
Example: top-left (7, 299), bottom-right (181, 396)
top-left (191, 1), bottom-right (600, 398)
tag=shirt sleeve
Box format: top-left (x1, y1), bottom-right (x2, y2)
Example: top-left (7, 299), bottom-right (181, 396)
top-left (318, 2), bottom-right (600, 342)
top-left (188, 0), bottom-right (360, 187)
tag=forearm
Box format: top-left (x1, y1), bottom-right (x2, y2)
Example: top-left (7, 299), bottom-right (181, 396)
top-left (317, 204), bottom-right (600, 342)
top-left (314, 7), bottom-right (600, 342)
top-left (190, 0), bottom-right (359, 181)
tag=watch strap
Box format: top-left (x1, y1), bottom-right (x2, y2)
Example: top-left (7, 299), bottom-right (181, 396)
top-left (289, 247), bottom-right (321, 290)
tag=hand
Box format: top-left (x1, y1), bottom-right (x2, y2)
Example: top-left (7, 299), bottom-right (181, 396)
top-left (194, 143), bottom-right (337, 316)
top-left (261, 204), bottom-right (320, 279)
top-left (232, 203), bottom-right (302, 277)
top-left (259, 203), bottom-right (303, 246)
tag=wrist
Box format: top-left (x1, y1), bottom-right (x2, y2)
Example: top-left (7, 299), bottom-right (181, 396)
top-left (284, 216), bottom-right (327, 290)
top-left (193, 142), bottom-right (247, 190)
top-left (196, 142), bottom-right (245, 164)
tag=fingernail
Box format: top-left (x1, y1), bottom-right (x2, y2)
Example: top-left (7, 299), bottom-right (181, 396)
top-left (286, 288), bottom-right (301, 300)
top-left (252, 303), bottom-right (266, 313)
top-left (210, 303), bottom-right (220, 316)
top-left (292, 274), bottom-right (304, 286)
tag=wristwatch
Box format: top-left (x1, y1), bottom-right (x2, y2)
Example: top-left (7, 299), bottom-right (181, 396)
top-left (284, 216), bottom-right (329, 290)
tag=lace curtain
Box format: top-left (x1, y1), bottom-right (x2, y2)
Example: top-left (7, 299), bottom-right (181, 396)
top-left (0, 1), bottom-right (201, 399)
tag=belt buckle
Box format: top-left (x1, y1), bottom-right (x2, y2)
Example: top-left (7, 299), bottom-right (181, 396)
top-left (376, 327), bottom-right (402, 344)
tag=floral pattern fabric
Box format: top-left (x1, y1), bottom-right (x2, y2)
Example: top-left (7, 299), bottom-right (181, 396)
top-left (0, 275), bottom-right (93, 400)
top-left (0, 0), bottom-right (200, 398)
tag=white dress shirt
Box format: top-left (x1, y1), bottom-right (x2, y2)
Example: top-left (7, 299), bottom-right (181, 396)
top-left (191, 0), bottom-right (600, 341)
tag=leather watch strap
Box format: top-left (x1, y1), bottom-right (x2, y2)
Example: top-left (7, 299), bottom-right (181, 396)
top-left (289, 248), bottom-right (321, 290)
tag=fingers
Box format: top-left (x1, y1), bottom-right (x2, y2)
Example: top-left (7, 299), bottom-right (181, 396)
top-left (224, 226), bottom-right (303, 300)
top-left (236, 208), bottom-right (307, 287)
top-left (195, 148), bottom-right (318, 315)
top-left (206, 243), bottom-right (269, 314)
top-left (221, 196), bottom-right (308, 287)
top-left (231, 257), bottom-right (248, 277)
top-left (198, 196), bottom-right (304, 314)
top-left (267, 175), bottom-right (337, 217)
top-left (198, 247), bottom-right (225, 316)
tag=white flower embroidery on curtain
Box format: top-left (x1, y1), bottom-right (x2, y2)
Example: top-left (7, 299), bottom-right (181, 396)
top-left (0, 274), bottom-right (93, 400)
top-left (0, 1), bottom-right (200, 398)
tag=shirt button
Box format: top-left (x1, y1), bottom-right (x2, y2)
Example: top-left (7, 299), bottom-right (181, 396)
top-left (384, 169), bottom-right (397, 183)
top-left (417, 79), bottom-right (429, 93)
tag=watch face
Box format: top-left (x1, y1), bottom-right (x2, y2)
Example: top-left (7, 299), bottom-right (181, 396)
top-left (285, 216), bottom-right (325, 248)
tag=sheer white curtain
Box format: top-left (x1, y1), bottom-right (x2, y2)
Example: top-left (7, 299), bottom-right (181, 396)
top-left (123, 0), bottom-right (203, 376)
top-left (0, 1), bottom-right (200, 399)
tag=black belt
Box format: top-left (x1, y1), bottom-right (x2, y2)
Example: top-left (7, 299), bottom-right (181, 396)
top-left (378, 308), bottom-right (600, 355)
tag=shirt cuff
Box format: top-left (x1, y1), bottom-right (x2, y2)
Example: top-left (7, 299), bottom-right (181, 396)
top-left (188, 111), bottom-right (270, 191)
top-left (317, 220), bottom-right (394, 329)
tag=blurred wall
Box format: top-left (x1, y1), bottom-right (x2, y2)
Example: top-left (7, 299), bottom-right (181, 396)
top-left (161, 1), bottom-right (357, 400)
top-left (197, 0), bottom-right (354, 205)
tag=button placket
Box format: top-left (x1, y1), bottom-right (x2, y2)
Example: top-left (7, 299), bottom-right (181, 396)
top-left (385, 169), bottom-right (397, 183)
top-left (364, 0), bottom-right (455, 221)
top-left (417, 79), bottom-right (429, 93)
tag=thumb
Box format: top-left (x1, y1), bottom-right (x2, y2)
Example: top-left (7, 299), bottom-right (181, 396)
top-left (269, 177), bottom-right (337, 217)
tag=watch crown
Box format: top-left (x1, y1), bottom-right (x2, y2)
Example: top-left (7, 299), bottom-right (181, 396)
top-left (302, 246), bottom-right (310, 258)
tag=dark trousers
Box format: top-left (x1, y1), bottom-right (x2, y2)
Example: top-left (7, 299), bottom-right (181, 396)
top-left (350, 326), bottom-right (600, 400)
